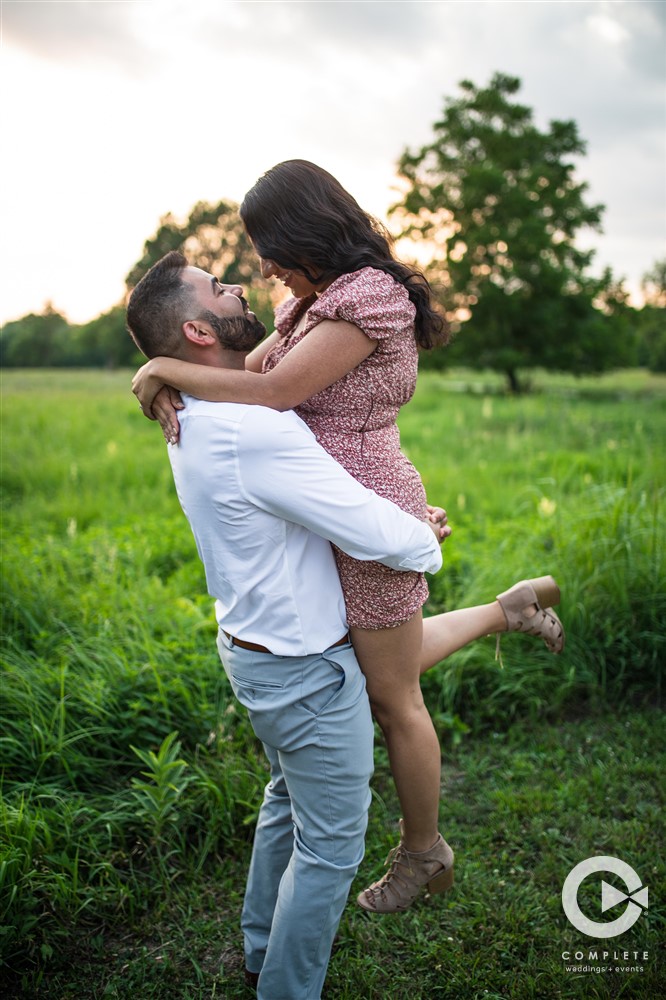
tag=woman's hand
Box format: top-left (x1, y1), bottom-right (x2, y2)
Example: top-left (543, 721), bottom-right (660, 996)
top-left (132, 360), bottom-right (184, 443)
top-left (426, 504), bottom-right (452, 544)
top-left (151, 385), bottom-right (184, 444)
top-left (132, 359), bottom-right (167, 416)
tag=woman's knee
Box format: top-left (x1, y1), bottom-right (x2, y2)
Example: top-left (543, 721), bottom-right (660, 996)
top-left (367, 687), bottom-right (426, 732)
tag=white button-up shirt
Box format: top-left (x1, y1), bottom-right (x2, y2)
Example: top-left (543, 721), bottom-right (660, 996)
top-left (168, 396), bottom-right (442, 656)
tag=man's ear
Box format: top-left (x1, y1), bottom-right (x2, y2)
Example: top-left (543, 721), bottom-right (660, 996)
top-left (182, 320), bottom-right (217, 347)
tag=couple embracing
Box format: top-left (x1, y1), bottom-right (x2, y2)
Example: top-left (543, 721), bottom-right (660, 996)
top-left (127, 159), bottom-right (563, 1000)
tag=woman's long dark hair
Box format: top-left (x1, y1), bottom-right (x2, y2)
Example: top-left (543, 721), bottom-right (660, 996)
top-left (240, 159), bottom-right (448, 349)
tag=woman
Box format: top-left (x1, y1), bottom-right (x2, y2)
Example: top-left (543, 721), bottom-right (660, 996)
top-left (133, 160), bottom-right (564, 913)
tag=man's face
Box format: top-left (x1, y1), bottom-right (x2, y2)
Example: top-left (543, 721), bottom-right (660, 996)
top-left (184, 266), bottom-right (246, 319)
top-left (183, 267), bottom-right (266, 350)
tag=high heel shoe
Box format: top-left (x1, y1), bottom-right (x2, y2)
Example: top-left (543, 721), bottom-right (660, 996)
top-left (356, 821), bottom-right (454, 914)
top-left (496, 575), bottom-right (564, 654)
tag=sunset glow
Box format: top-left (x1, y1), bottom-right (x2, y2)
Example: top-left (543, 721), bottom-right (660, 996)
top-left (1, 0), bottom-right (664, 325)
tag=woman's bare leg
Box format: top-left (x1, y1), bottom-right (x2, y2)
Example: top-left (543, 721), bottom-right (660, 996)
top-left (351, 592), bottom-right (553, 851)
top-left (420, 586), bottom-right (551, 674)
top-left (351, 610), bottom-right (442, 853)
top-left (420, 602), bottom-right (507, 674)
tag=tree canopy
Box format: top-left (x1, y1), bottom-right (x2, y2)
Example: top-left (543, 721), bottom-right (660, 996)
top-left (391, 72), bottom-right (632, 389)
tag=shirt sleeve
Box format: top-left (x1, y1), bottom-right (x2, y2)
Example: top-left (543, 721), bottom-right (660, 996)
top-left (306, 268), bottom-right (416, 341)
top-left (236, 408), bottom-right (442, 574)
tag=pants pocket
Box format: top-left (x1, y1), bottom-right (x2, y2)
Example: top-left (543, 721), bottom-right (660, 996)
top-left (299, 658), bottom-right (346, 718)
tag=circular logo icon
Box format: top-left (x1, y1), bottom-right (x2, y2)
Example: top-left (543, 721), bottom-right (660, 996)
top-left (562, 856), bottom-right (648, 939)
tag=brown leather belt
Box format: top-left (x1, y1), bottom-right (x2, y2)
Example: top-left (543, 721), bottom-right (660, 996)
top-left (223, 631), bottom-right (350, 655)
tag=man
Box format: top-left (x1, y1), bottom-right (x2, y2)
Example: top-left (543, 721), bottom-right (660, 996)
top-left (126, 252), bottom-right (445, 1000)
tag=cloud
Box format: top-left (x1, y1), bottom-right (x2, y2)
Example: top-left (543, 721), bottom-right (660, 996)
top-left (620, 0), bottom-right (666, 81)
top-left (0, 0), bottom-right (663, 321)
top-left (642, 0), bottom-right (666, 28)
top-left (471, 0), bottom-right (664, 156)
top-left (194, 0), bottom-right (439, 57)
top-left (1, 0), bottom-right (157, 74)
top-left (290, 0), bottom-right (440, 47)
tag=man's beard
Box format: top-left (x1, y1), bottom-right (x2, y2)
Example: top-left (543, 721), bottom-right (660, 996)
top-left (199, 308), bottom-right (267, 351)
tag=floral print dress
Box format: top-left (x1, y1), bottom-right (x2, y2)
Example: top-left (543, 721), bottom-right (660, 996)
top-left (263, 267), bottom-right (430, 629)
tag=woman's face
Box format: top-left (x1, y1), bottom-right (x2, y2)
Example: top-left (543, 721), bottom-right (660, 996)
top-left (259, 257), bottom-right (328, 299)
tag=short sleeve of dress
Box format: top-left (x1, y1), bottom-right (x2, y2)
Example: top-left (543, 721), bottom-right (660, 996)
top-left (306, 267), bottom-right (415, 341)
top-left (274, 296), bottom-right (312, 337)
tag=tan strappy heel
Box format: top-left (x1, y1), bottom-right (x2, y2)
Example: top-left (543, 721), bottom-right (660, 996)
top-left (356, 821), bottom-right (454, 914)
top-left (496, 575), bottom-right (564, 654)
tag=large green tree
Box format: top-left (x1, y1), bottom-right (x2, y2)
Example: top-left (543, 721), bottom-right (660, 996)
top-left (392, 73), bottom-right (631, 390)
top-left (126, 199), bottom-right (275, 331)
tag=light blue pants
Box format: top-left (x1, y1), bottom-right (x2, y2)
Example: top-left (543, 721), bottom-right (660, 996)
top-left (217, 630), bottom-right (374, 1000)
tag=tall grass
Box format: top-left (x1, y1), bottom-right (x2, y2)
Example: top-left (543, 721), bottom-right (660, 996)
top-left (1, 372), bottom-right (269, 967)
top-left (1, 368), bottom-right (664, 990)
top-left (400, 369), bottom-right (664, 724)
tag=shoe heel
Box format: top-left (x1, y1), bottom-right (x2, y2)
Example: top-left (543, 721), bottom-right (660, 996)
top-left (427, 865), bottom-right (454, 895)
top-left (531, 575), bottom-right (560, 608)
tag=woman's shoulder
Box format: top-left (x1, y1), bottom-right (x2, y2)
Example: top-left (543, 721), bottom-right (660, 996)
top-left (327, 266), bottom-right (405, 301)
top-left (310, 267), bottom-right (415, 340)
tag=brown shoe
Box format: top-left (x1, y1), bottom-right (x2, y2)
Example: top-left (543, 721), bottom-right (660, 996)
top-left (496, 575), bottom-right (564, 654)
top-left (244, 968), bottom-right (259, 990)
top-left (357, 822), bottom-right (454, 913)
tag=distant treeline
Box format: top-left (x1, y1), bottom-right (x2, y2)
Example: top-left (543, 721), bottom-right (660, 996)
top-left (0, 304), bottom-right (143, 370)
top-left (1, 297), bottom-right (664, 379)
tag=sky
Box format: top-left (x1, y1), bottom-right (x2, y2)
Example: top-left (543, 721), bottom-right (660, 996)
top-left (1, 0), bottom-right (664, 326)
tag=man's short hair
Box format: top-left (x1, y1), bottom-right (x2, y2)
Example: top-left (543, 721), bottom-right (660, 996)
top-left (126, 251), bottom-right (193, 358)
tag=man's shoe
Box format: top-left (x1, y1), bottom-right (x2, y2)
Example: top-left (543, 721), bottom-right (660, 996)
top-left (244, 968), bottom-right (259, 990)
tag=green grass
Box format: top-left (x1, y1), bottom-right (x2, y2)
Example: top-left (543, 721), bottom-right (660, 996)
top-left (1, 367), bottom-right (664, 998)
top-left (403, 368), bottom-right (664, 724)
top-left (2, 713), bottom-right (663, 999)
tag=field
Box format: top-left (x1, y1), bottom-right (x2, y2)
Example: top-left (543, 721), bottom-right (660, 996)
top-left (1, 367), bottom-right (665, 998)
